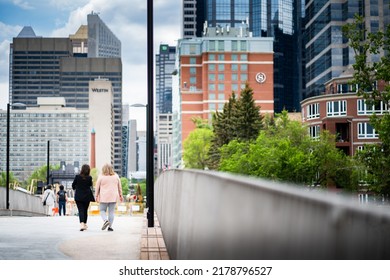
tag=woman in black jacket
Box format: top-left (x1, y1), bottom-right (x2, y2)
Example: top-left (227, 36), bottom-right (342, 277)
top-left (72, 164), bottom-right (94, 231)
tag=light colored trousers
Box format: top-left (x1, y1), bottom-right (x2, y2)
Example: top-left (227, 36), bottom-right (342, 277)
top-left (99, 202), bottom-right (116, 226)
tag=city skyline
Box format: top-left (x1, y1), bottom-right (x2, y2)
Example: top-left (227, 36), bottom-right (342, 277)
top-left (0, 0), bottom-right (180, 130)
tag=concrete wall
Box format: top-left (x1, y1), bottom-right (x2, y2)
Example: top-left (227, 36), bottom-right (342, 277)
top-left (155, 169), bottom-right (390, 259)
top-left (0, 188), bottom-right (46, 216)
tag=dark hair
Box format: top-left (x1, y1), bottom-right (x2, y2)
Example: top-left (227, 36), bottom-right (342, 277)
top-left (46, 184), bottom-right (52, 190)
top-left (59, 185), bottom-right (64, 190)
top-left (80, 164), bottom-right (90, 177)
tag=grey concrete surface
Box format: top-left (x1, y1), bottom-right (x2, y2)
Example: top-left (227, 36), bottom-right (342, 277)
top-left (0, 215), bottom-right (143, 260)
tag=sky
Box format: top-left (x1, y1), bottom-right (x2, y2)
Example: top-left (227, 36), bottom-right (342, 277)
top-left (0, 0), bottom-right (181, 130)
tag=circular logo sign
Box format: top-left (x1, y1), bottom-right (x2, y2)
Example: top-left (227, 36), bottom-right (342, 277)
top-left (255, 72), bottom-right (266, 84)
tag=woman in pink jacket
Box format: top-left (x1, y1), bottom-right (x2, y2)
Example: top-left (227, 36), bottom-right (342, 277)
top-left (95, 163), bottom-right (123, 231)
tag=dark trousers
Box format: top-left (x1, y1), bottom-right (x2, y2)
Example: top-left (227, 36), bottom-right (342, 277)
top-left (58, 201), bottom-right (66, 216)
top-left (75, 201), bottom-right (90, 223)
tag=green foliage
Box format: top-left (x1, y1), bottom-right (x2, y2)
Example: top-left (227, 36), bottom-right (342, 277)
top-left (183, 126), bottom-right (214, 169)
top-left (26, 164), bottom-right (60, 187)
top-left (219, 112), bottom-right (355, 188)
top-left (90, 168), bottom-right (99, 186)
top-left (0, 172), bottom-right (18, 188)
top-left (343, 14), bottom-right (390, 194)
top-left (120, 177), bottom-right (129, 196)
top-left (207, 84), bottom-right (264, 169)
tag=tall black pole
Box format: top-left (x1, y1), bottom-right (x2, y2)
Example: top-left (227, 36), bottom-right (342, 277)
top-left (147, 0), bottom-right (154, 227)
top-left (6, 103), bottom-right (10, 210)
top-left (46, 140), bottom-right (50, 185)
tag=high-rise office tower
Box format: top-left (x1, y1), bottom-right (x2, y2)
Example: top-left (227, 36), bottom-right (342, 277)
top-left (304, 0), bottom-right (390, 98)
top-left (9, 13), bottom-right (123, 173)
top-left (182, 0), bottom-right (304, 112)
top-left (155, 44), bottom-right (176, 173)
top-left (156, 44), bottom-right (176, 115)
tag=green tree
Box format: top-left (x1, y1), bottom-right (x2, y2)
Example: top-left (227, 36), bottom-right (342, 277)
top-left (120, 177), bottom-right (129, 196)
top-left (183, 126), bottom-right (214, 169)
top-left (26, 164), bottom-right (60, 187)
top-left (232, 82), bottom-right (264, 141)
top-left (0, 172), bottom-right (18, 188)
top-left (343, 14), bottom-right (390, 193)
top-left (219, 111), bottom-right (355, 188)
top-left (207, 84), bottom-right (264, 169)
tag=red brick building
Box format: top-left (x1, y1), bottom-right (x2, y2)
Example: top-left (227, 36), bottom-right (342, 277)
top-left (301, 70), bottom-right (384, 156)
top-left (177, 28), bottom-right (274, 143)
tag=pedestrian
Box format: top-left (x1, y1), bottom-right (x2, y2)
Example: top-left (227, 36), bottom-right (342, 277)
top-left (56, 185), bottom-right (68, 216)
top-left (42, 185), bottom-right (56, 216)
top-left (95, 163), bottom-right (123, 231)
top-left (72, 164), bottom-right (95, 231)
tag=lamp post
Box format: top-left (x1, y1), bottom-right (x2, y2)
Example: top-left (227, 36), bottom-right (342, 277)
top-left (147, 0), bottom-right (154, 228)
top-left (6, 103), bottom-right (26, 210)
top-left (47, 139), bottom-right (59, 186)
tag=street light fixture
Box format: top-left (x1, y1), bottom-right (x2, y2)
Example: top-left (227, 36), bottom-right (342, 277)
top-left (6, 102), bottom-right (26, 210)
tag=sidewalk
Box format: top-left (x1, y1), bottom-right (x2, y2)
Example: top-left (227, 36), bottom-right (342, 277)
top-left (0, 215), bottom-right (144, 260)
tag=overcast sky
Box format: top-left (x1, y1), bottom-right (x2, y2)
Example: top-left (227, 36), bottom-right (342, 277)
top-left (0, 0), bottom-right (181, 130)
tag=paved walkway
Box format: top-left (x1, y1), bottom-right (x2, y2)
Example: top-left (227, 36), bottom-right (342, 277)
top-left (0, 214), bottom-right (145, 260)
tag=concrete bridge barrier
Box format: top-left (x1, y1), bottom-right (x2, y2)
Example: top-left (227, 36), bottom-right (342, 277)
top-left (0, 187), bottom-right (46, 216)
top-left (154, 169), bottom-right (390, 259)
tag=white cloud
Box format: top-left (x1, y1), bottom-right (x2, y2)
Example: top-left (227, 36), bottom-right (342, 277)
top-left (13, 0), bottom-right (34, 10)
top-left (0, 0), bottom-right (181, 127)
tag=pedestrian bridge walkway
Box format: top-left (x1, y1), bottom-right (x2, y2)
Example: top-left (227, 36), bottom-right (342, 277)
top-left (0, 212), bottom-right (168, 260)
top-left (2, 169), bottom-right (390, 260)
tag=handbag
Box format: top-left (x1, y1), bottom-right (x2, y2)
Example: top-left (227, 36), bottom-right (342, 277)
top-left (89, 187), bottom-right (95, 202)
top-left (42, 192), bottom-right (49, 206)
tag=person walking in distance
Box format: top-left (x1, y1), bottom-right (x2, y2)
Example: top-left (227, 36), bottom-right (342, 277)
top-left (95, 163), bottom-right (123, 231)
top-left (72, 164), bottom-right (94, 231)
top-left (56, 185), bottom-right (68, 216)
top-left (42, 185), bottom-right (56, 216)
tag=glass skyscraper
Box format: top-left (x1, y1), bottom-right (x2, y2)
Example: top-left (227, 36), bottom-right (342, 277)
top-left (304, 0), bottom-right (390, 98)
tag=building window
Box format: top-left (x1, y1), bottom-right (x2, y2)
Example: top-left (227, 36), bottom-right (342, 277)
top-left (209, 64), bottom-right (215, 71)
top-left (357, 99), bottom-right (388, 115)
top-left (190, 57), bottom-right (196, 64)
top-left (209, 54), bottom-right (215, 60)
top-left (218, 64), bottom-right (225, 71)
top-left (327, 100), bottom-right (347, 116)
top-left (209, 93), bottom-right (216, 100)
top-left (306, 103), bottom-right (319, 119)
top-left (232, 84), bottom-right (238, 91)
top-left (240, 74), bottom-right (248, 81)
top-left (209, 41), bottom-right (215, 51)
top-left (240, 54), bottom-right (247, 61)
top-left (190, 67), bottom-right (196, 75)
top-left (209, 103), bottom-right (216, 111)
top-left (231, 54), bottom-right (238, 61)
top-left (218, 41), bottom-right (224, 51)
top-left (218, 74), bottom-right (224, 81)
top-left (208, 73), bottom-right (215, 81)
top-left (218, 54), bottom-right (225, 61)
top-left (240, 64), bottom-right (248, 71)
top-left (358, 122), bottom-right (378, 139)
top-left (208, 84), bottom-right (215, 91)
top-left (240, 41), bottom-right (247, 51)
top-left (231, 64), bottom-right (238, 71)
top-left (232, 41), bottom-right (238, 51)
top-left (218, 84), bottom-right (225, 92)
top-left (309, 125), bottom-right (320, 139)
top-left (232, 73), bottom-right (238, 81)
top-left (190, 77), bottom-right (196, 84)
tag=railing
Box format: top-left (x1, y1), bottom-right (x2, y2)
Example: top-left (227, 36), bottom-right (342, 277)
top-left (155, 169), bottom-right (390, 259)
top-left (0, 187), bottom-right (46, 216)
